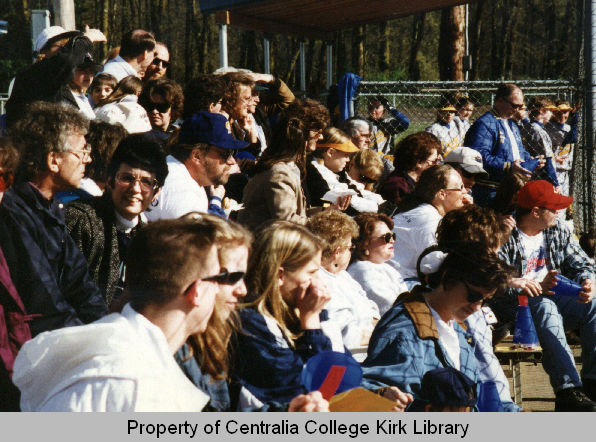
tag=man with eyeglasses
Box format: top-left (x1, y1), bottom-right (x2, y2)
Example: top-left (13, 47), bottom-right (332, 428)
top-left (65, 134), bottom-right (168, 306)
top-left (12, 217), bottom-right (225, 411)
top-left (465, 83), bottom-right (544, 207)
top-left (143, 42), bottom-right (170, 82)
top-left (145, 111), bottom-right (249, 221)
top-left (489, 180), bottom-right (596, 412)
top-left (0, 102), bottom-right (107, 336)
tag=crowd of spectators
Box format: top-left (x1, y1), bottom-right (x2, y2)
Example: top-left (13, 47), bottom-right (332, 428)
top-left (0, 26), bottom-right (594, 413)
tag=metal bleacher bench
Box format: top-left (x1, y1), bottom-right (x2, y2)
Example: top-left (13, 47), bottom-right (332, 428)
top-left (494, 336), bottom-right (542, 406)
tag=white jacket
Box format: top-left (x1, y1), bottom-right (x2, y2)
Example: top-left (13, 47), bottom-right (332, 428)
top-left (94, 95), bottom-right (152, 134)
top-left (13, 304), bottom-right (210, 411)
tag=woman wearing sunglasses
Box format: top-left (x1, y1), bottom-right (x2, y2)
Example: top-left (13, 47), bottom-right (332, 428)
top-left (362, 242), bottom-right (514, 401)
top-left (139, 78), bottom-right (184, 148)
top-left (307, 210), bottom-right (379, 350)
top-left (347, 213), bottom-right (408, 316)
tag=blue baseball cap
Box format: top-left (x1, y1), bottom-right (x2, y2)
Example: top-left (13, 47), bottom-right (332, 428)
top-left (408, 367), bottom-right (477, 411)
top-left (178, 111), bottom-right (250, 150)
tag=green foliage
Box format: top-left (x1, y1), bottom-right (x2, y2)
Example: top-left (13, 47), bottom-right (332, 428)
top-left (0, 59), bottom-right (28, 92)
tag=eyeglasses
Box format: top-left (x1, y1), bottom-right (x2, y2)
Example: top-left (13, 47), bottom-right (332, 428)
top-left (210, 147), bottom-right (238, 162)
top-left (67, 146), bottom-right (92, 162)
top-left (425, 156), bottom-right (442, 166)
top-left (115, 172), bottom-right (158, 192)
top-left (377, 232), bottom-right (396, 243)
top-left (505, 98), bottom-right (525, 110)
top-left (358, 174), bottom-right (377, 184)
top-left (444, 184), bottom-right (466, 192)
top-left (202, 269), bottom-right (246, 285)
top-left (152, 58), bottom-right (170, 68)
top-left (146, 101), bottom-right (171, 113)
top-left (0, 171), bottom-right (14, 192)
top-left (464, 281), bottom-right (490, 305)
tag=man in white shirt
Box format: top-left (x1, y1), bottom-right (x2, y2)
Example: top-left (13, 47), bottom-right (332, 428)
top-left (13, 217), bottom-right (226, 411)
top-left (145, 111), bottom-right (249, 221)
top-left (391, 164), bottom-right (471, 288)
top-left (101, 29), bottom-right (156, 81)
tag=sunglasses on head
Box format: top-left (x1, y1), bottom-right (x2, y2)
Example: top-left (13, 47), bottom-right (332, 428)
top-left (464, 281), bottom-right (488, 305)
top-left (378, 232), bottom-right (396, 243)
top-left (152, 58), bottom-right (170, 68)
top-left (147, 101), bottom-right (171, 113)
top-left (202, 269), bottom-right (245, 285)
top-left (358, 174), bottom-right (377, 184)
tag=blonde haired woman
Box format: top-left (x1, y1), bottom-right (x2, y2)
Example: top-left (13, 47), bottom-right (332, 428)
top-left (231, 221), bottom-right (333, 404)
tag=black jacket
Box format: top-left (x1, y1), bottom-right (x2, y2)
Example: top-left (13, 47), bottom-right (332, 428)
top-left (65, 193), bottom-right (144, 306)
top-left (6, 34), bottom-right (92, 127)
top-left (0, 182), bottom-right (106, 336)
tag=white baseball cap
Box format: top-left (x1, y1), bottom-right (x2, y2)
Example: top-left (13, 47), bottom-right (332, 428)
top-left (34, 26), bottom-right (80, 53)
top-left (444, 146), bottom-right (488, 177)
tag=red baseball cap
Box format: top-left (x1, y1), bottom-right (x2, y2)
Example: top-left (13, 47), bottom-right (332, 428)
top-left (516, 180), bottom-right (573, 210)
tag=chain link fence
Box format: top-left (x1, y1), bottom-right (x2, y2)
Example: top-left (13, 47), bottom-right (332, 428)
top-left (352, 80), bottom-right (593, 235)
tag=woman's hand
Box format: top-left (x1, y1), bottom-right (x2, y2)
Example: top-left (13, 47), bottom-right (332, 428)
top-left (288, 391), bottom-right (329, 412)
top-left (297, 274), bottom-right (331, 329)
top-left (579, 278), bottom-right (594, 304)
top-left (327, 195), bottom-right (352, 212)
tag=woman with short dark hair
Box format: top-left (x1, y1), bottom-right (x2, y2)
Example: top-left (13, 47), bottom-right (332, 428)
top-left (66, 134), bottom-right (168, 305)
top-left (379, 131), bottom-right (442, 210)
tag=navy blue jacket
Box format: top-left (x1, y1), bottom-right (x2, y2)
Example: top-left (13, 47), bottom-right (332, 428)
top-left (231, 307), bottom-right (332, 404)
top-left (0, 182), bottom-right (106, 336)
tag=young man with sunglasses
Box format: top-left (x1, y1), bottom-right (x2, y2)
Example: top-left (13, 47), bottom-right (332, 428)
top-left (66, 134), bottom-right (168, 306)
top-left (465, 83), bottom-right (544, 207)
top-left (0, 102), bottom-right (107, 336)
top-left (145, 111), bottom-right (249, 221)
top-left (13, 217), bottom-right (225, 411)
top-left (490, 180), bottom-right (596, 412)
top-left (143, 42), bottom-right (170, 83)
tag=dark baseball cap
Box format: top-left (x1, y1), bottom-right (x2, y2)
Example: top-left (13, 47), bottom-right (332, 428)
top-left (413, 367), bottom-right (477, 409)
top-left (516, 180), bottom-right (573, 210)
top-left (178, 111), bottom-right (250, 150)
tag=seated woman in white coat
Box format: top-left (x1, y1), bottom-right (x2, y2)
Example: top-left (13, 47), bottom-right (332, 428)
top-left (307, 210), bottom-right (379, 350)
top-left (348, 213), bottom-right (408, 316)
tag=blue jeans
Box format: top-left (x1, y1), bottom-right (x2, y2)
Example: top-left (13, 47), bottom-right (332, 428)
top-left (529, 295), bottom-right (596, 391)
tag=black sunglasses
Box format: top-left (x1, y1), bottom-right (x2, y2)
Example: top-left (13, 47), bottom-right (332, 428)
top-left (211, 147), bottom-right (238, 162)
top-left (202, 269), bottom-right (245, 285)
top-left (464, 281), bottom-right (488, 305)
top-left (378, 232), bottom-right (396, 243)
top-left (358, 174), bottom-right (377, 184)
top-left (152, 57), bottom-right (170, 68)
top-left (146, 101), bottom-right (171, 113)
top-left (505, 98), bottom-right (525, 110)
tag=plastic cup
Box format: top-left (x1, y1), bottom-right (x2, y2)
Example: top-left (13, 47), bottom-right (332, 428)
top-left (521, 158), bottom-right (539, 172)
top-left (477, 381), bottom-right (505, 412)
top-left (301, 351), bottom-right (362, 399)
top-left (513, 296), bottom-right (540, 348)
top-left (552, 275), bottom-right (582, 297)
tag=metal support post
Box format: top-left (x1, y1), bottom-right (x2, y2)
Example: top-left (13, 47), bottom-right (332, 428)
top-left (299, 41), bottom-right (306, 92)
top-left (264, 38), bottom-right (271, 74)
top-left (219, 24), bottom-right (228, 68)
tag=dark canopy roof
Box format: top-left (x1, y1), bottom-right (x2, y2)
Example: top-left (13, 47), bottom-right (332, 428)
top-left (200, 0), bottom-right (471, 41)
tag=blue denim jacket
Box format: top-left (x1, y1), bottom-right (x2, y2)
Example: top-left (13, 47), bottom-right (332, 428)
top-left (465, 111), bottom-right (531, 189)
top-left (361, 289), bottom-right (479, 398)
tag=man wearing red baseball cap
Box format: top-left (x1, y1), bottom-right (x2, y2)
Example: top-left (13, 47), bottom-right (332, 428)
top-left (491, 180), bottom-right (596, 411)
